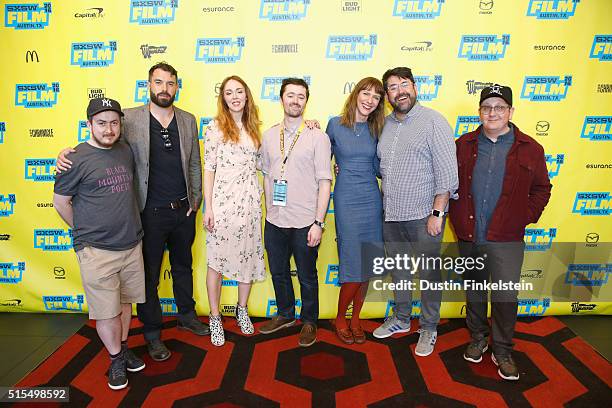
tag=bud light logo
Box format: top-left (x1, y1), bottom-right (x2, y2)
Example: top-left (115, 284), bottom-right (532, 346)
top-left (458, 34), bottom-right (510, 61)
top-left (521, 75), bottom-right (572, 102)
top-left (195, 37), bottom-right (245, 64)
top-left (43, 294), bottom-right (84, 311)
top-left (385, 300), bottom-right (421, 318)
top-left (0, 122), bottom-right (5, 143)
top-left (15, 83), bottom-right (59, 108)
top-left (581, 116), bottom-right (612, 141)
top-left (325, 264), bottom-right (339, 286)
top-left (590, 35), bottom-right (612, 62)
top-left (414, 75), bottom-right (442, 101)
top-left (0, 194), bottom-right (16, 217)
top-left (134, 78), bottom-right (182, 103)
top-left (160, 297), bottom-right (177, 315)
top-left (259, 0), bottom-right (309, 21)
top-left (5, 2), bottom-right (51, 30)
top-left (0, 262), bottom-right (25, 284)
top-left (199, 117), bottom-right (213, 140)
top-left (130, 0), bottom-right (178, 25)
top-left (261, 76), bottom-right (311, 102)
top-left (545, 153), bottom-right (564, 178)
top-left (78, 121), bottom-right (90, 142)
top-left (455, 116), bottom-right (480, 138)
top-left (222, 277), bottom-right (238, 286)
top-left (573, 192), bottom-right (611, 216)
top-left (392, 0), bottom-right (444, 19)
top-left (266, 299), bottom-right (301, 318)
top-left (517, 298), bottom-right (550, 316)
top-left (25, 158), bottom-right (55, 182)
top-left (71, 41), bottom-right (117, 68)
top-left (524, 228), bottom-right (556, 251)
top-left (326, 34), bottom-right (377, 61)
top-left (34, 229), bottom-right (73, 251)
top-left (565, 263), bottom-right (610, 287)
top-left (526, 0), bottom-right (579, 20)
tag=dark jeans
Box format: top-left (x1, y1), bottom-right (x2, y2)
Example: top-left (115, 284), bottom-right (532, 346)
top-left (264, 221), bottom-right (320, 325)
top-left (138, 205), bottom-right (197, 341)
top-left (459, 241), bottom-right (525, 357)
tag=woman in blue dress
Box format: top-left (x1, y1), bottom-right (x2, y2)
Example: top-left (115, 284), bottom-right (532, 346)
top-left (326, 77), bottom-right (385, 344)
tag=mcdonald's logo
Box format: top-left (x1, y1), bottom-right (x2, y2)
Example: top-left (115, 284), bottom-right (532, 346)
top-left (343, 81), bottom-right (356, 94)
top-left (25, 50), bottom-right (39, 63)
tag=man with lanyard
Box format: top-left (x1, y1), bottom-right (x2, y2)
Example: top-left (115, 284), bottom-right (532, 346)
top-left (258, 78), bottom-right (332, 347)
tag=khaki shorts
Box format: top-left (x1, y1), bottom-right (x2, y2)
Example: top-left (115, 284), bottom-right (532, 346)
top-left (77, 241), bottom-right (145, 320)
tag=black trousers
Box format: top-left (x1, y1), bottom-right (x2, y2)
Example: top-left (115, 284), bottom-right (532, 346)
top-left (137, 205), bottom-right (197, 341)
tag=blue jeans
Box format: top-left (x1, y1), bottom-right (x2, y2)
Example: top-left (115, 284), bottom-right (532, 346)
top-left (264, 221), bottom-right (320, 325)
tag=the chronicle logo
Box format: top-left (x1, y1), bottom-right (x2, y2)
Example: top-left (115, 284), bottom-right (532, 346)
top-left (565, 263), bottom-right (610, 287)
top-left (199, 117), bottom-right (213, 140)
top-left (29, 128), bottom-right (54, 138)
top-left (393, 0), bottom-right (444, 19)
top-left (536, 120), bottom-right (550, 136)
top-left (326, 34), bottom-right (377, 61)
top-left (526, 0), bottom-right (579, 20)
top-left (573, 192), bottom-right (612, 216)
top-left (414, 75), bottom-right (442, 101)
top-left (455, 116), bottom-right (480, 138)
top-left (71, 41), bottom-right (117, 68)
top-left (43, 295), bottom-right (84, 312)
top-left (0, 121), bottom-right (5, 143)
top-left (458, 34), bottom-right (510, 61)
top-left (466, 80), bottom-right (493, 96)
top-left (571, 302), bottom-right (597, 313)
top-left (0, 234), bottom-right (10, 241)
top-left (25, 158), bottom-right (55, 182)
top-left (259, 0), bottom-right (309, 21)
top-left (521, 75), bottom-right (572, 102)
top-left (581, 116), bottom-right (611, 141)
top-left (272, 44), bottom-right (298, 54)
top-left (15, 83), bottom-right (59, 108)
top-left (545, 153), bottom-right (564, 178)
top-left (589, 35), bottom-right (611, 62)
top-left (25, 50), bottom-right (39, 63)
top-left (0, 194), bottom-right (16, 217)
top-left (130, 0), bottom-right (178, 25)
top-left (74, 7), bottom-right (104, 18)
top-left (5, 3), bottom-right (51, 30)
top-left (195, 37), bottom-right (245, 64)
top-left (524, 228), bottom-right (556, 251)
top-left (141, 44), bottom-right (167, 59)
top-left (341, 0), bottom-right (361, 12)
top-left (261, 76), bottom-right (311, 102)
top-left (88, 88), bottom-right (105, 99)
top-left (401, 41), bottom-right (433, 52)
top-left (134, 79), bottom-right (182, 103)
top-left (34, 229), bottom-right (73, 251)
top-left (597, 83), bottom-right (612, 93)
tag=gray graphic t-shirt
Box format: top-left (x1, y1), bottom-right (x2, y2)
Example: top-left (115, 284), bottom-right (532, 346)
top-left (54, 141), bottom-right (143, 251)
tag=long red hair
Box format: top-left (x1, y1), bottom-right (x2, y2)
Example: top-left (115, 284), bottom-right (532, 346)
top-left (215, 75), bottom-right (261, 148)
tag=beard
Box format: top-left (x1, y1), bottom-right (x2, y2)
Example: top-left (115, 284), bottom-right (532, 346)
top-left (284, 104), bottom-right (304, 118)
top-left (390, 92), bottom-right (416, 114)
top-left (150, 90), bottom-right (175, 108)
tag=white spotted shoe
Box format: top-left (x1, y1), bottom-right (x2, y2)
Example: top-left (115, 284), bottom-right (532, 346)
top-left (209, 314), bottom-right (225, 346)
top-left (236, 304), bottom-right (254, 335)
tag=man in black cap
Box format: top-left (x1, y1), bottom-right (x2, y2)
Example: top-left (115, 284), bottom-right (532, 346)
top-left (449, 84), bottom-right (552, 380)
top-left (54, 98), bottom-right (146, 390)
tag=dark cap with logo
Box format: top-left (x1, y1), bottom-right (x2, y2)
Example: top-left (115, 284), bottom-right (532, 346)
top-left (86, 97), bottom-right (124, 119)
top-left (480, 84), bottom-right (513, 106)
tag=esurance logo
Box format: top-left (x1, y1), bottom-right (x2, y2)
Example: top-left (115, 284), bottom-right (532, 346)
top-left (130, 0), bottom-right (178, 25)
top-left (455, 116), bottom-right (480, 138)
top-left (326, 34), bottom-right (377, 61)
top-left (259, 0), bottom-right (309, 21)
top-left (524, 228), bottom-right (556, 251)
top-left (581, 116), bottom-right (611, 141)
top-left (160, 297), bottom-right (177, 315)
top-left (0, 194), bottom-right (16, 217)
top-left (261, 76), bottom-right (311, 102)
top-left (393, 0), bottom-right (444, 19)
top-left (199, 117), bottom-right (213, 140)
top-left (195, 37), bottom-right (244, 64)
top-left (325, 264), bottom-right (339, 286)
top-left (526, 0), bottom-right (579, 20)
top-left (521, 75), bottom-right (572, 102)
top-left (25, 158), bottom-right (55, 182)
top-left (0, 121), bottom-right (5, 143)
top-left (590, 35), bottom-right (612, 62)
top-left (43, 294), bottom-right (84, 311)
top-left (5, 3), bottom-right (51, 30)
top-left (15, 83), bottom-right (59, 108)
top-left (34, 229), bottom-right (73, 251)
top-left (134, 79), bottom-right (182, 103)
top-left (266, 299), bottom-right (301, 318)
top-left (458, 34), bottom-right (510, 61)
top-left (517, 298), bottom-right (550, 316)
top-left (545, 153), bottom-right (564, 178)
top-left (414, 75), bottom-right (442, 101)
top-left (71, 41), bottom-right (117, 68)
top-left (573, 192), bottom-right (611, 216)
top-left (0, 262), bottom-right (24, 284)
top-left (565, 263), bottom-right (610, 287)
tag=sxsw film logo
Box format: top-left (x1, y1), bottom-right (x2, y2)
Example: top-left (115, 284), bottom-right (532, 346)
top-left (573, 192), bottom-right (612, 216)
top-left (0, 262), bottom-right (25, 284)
top-left (195, 37), bottom-right (245, 64)
top-left (199, 117), bottom-right (213, 140)
top-left (545, 153), bottom-right (565, 178)
top-left (536, 120), bottom-right (550, 136)
top-left (222, 277), bottom-right (239, 286)
top-left (25, 158), bottom-right (55, 182)
top-left (5, 2), bottom-right (51, 30)
top-left (259, 0), bottom-right (309, 21)
top-left (325, 264), bottom-right (340, 286)
top-left (71, 41), bottom-right (117, 68)
top-left (526, 0), bottom-right (579, 20)
top-left (565, 263), bottom-right (610, 287)
top-left (134, 79), bottom-right (182, 103)
top-left (261, 76), bottom-right (311, 102)
top-left (160, 298), bottom-right (178, 315)
top-left (466, 80), bottom-right (493, 96)
top-left (521, 75), bottom-right (572, 102)
top-left (34, 229), bottom-right (73, 251)
top-left (524, 228), bottom-right (557, 251)
top-left (455, 116), bottom-right (480, 138)
top-left (141, 44), bottom-right (167, 59)
top-left (326, 34), bottom-right (377, 61)
top-left (414, 75), bottom-right (442, 101)
top-left (590, 35), bottom-right (612, 62)
top-left (393, 0), bottom-right (444, 20)
top-left (0, 121), bottom-right (5, 143)
top-left (130, 0), bottom-right (178, 25)
top-left (581, 116), bottom-right (612, 141)
top-left (458, 34), bottom-right (510, 61)
top-left (385, 300), bottom-right (421, 318)
top-left (0, 194), bottom-right (16, 217)
top-left (266, 299), bottom-right (301, 318)
top-left (517, 298), bottom-right (550, 316)
top-left (78, 121), bottom-right (90, 142)
top-left (43, 294), bottom-right (84, 312)
top-left (15, 83), bottom-right (59, 108)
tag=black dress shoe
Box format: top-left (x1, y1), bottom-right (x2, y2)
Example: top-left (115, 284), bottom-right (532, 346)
top-left (177, 318), bottom-right (211, 336)
top-left (147, 339), bottom-right (171, 362)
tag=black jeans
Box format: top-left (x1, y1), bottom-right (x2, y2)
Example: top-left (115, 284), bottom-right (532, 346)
top-left (264, 221), bottom-right (320, 325)
top-left (138, 205), bottom-right (197, 341)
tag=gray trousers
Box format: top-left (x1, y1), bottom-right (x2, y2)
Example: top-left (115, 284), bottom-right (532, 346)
top-left (459, 241), bottom-right (525, 357)
top-left (383, 217), bottom-right (444, 331)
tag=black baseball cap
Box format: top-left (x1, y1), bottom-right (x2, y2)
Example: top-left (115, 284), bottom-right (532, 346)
top-left (480, 84), bottom-right (512, 106)
top-left (86, 97), bottom-right (124, 119)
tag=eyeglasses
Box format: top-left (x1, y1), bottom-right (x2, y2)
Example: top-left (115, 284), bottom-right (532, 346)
top-left (479, 105), bottom-right (511, 115)
top-left (160, 128), bottom-right (172, 150)
top-left (387, 81), bottom-right (412, 93)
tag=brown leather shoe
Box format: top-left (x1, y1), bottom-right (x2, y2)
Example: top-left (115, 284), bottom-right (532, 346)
top-left (351, 326), bottom-right (366, 344)
top-left (335, 326), bottom-right (354, 344)
top-left (259, 315), bottom-right (296, 334)
top-left (299, 323), bottom-right (317, 347)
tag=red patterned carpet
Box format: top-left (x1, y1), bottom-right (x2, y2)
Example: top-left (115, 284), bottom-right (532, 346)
top-left (13, 316), bottom-right (612, 407)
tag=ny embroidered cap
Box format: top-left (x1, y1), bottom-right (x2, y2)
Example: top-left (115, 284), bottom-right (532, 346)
top-left (87, 97), bottom-right (124, 119)
top-left (480, 84), bottom-right (513, 106)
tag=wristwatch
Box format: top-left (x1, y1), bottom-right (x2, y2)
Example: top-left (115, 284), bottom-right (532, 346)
top-left (431, 209), bottom-right (446, 218)
top-left (313, 220), bottom-right (325, 228)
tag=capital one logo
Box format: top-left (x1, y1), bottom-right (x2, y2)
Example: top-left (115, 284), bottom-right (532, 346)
top-left (134, 79), bottom-right (182, 103)
top-left (581, 116), bottom-right (612, 141)
top-left (5, 2), bottom-right (51, 29)
top-left (573, 192), bottom-right (612, 216)
top-left (0, 194), bottom-right (16, 217)
top-left (526, 0), bottom-right (579, 20)
top-left (455, 116), bottom-right (480, 138)
top-left (71, 41), bottom-right (117, 68)
top-left (259, 0), bottom-right (309, 21)
top-left (413, 75), bottom-right (442, 101)
top-left (521, 75), bottom-right (572, 102)
top-left (524, 228), bottom-right (557, 251)
top-left (458, 34), bottom-right (510, 61)
top-left (261, 76), bottom-right (311, 102)
top-left (393, 0), bottom-right (444, 19)
top-left (326, 35), bottom-right (377, 61)
top-left (545, 153), bottom-right (565, 178)
top-left (130, 0), bottom-right (178, 25)
top-left (195, 37), bottom-right (245, 64)
top-left (15, 83), bottom-right (59, 108)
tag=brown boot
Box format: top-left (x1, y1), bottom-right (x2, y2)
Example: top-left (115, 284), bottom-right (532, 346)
top-left (259, 315), bottom-right (296, 334)
top-left (299, 323), bottom-right (317, 347)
